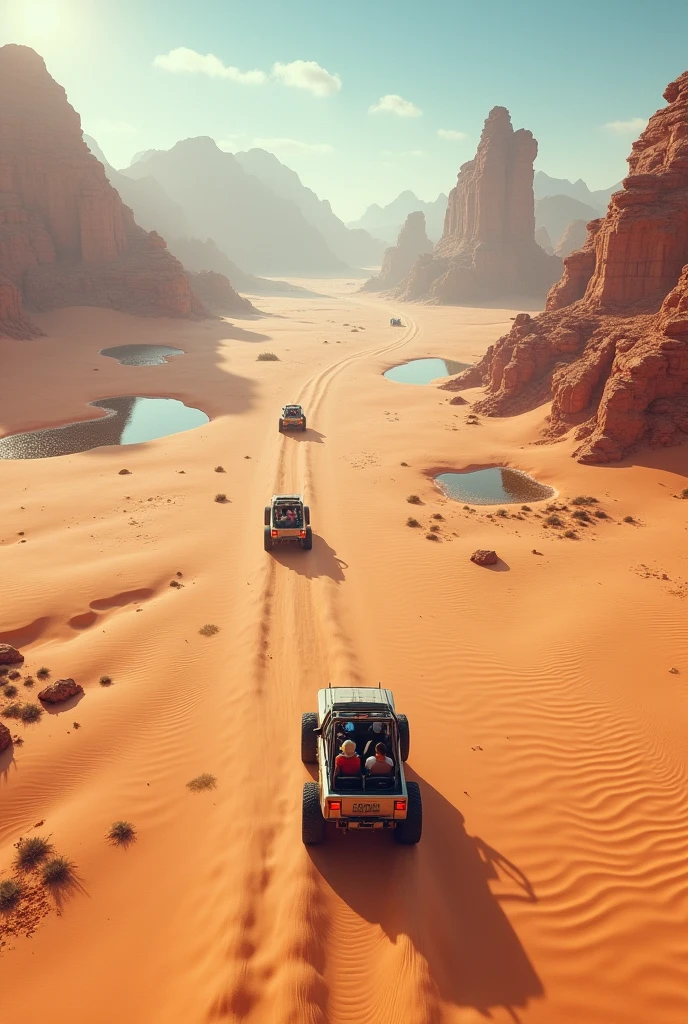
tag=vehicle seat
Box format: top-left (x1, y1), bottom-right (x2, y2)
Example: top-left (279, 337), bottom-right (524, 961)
top-left (365, 776), bottom-right (395, 791)
top-left (333, 775), bottom-right (363, 792)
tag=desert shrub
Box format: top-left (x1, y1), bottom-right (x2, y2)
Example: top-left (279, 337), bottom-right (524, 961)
top-left (521, 505), bottom-right (532, 512)
top-left (545, 515), bottom-right (564, 527)
top-left (256, 352), bottom-right (279, 361)
top-left (0, 879), bottom-right (22, 911)
top-left (99, 675), bottom-right (113, 686)
top-left (23, 677), bottom-right (34, 687)
top-left (571, 495), bottom-right (598, 506)
top-left (406, 517), bottom-right (421, 528)
top-left (199, 624), bottom-right (219, 637)
top-left (1, 702), bottom-right (21, 719)
top-left (680, 488), bottom-right (688, 499)
top-left (594, 509), bottom-right (608, 519)
top-left (496, 509), bottom-right (508, 517)
top-left (425, 532), bottom-right (440, 541)
top-left (564, 530), bottom-right (578, 539)
top-left (407, 495), bottom-right (422, 505)
top-left (3, 684), bottom-right (18, 698)
top-left (107, 821), bottom-right (136, 846)
top-left (20, 703), bottom-right (42, 723)
top-left (431, 513), bottom-right (444, 521)
top-left (429, 525), bottom-right (441, 533)
top-left (400, 462), bottom-right (409, 467)
top-left (36, 667), bottom-right (50, 679)
top-left (214, 493), bottom-right (228, 503)
top-left (623, 515), bottom-right (635, 524)
top-left (42, 857), bottom-right (74, 888)
top-left (187, 773), bottom-right (217, 792)
top-left (118, 469), bottom-right (131, 475)
top-left (8, 670), bottom-right (20, 681)
top-left (214, 466), bottom-right (225, 473)
top-left (571, 509), bottom-right (591, 521)
top-left (15, 836), bottom-right (53, 871)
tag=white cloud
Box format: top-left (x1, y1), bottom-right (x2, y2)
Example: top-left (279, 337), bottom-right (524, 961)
top-left (271, 60), bottom-right (341, 97)
top-left (602, 117), bottom-right (647, 135)
top-left (437, 128), bottom-right (468, 141)
top-left (252, 137), bottom-right (334, 153)
top-left (152, 47), bottom-right (266, 85)
top-left (369, 94), bottom-right (422, 118)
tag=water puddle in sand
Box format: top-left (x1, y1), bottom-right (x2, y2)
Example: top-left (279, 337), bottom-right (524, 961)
top-left (435, 467), bottom-right (555, 505)
top-left (100, 344), bottom-right (184, 365)
top-left (384, 358), bottom-right (472, 385)
top-left (0, 397), bottom-right (209, 459)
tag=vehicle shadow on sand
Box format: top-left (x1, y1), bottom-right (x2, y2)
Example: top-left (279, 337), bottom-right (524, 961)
top-left (283, 428), bottom-right (326, 444)
top-left (271, 535), bottom-right (347, 583)
top-left (307, 776), bottom-right (543, 1019)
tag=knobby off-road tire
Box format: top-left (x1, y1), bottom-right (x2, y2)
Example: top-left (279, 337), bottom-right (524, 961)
top-left (301, 526), bottom-right (313, 550)
top-left (264, 506), bottom-right (271, 526)
top-left (304, 505), bottom-right (311, 526)
top-left (301, 712), bottom-right (318, 764)
top-left (302, 782), bottom-right (325, 845)
top-left (394, 781), bottom-right (422, 845)
top-left (397, 714), bottom-right (410, 762)
top-left (301, 417), bottom-right (307, 431)
top-left (279, 419), bottom-right (284, 432)
top-left (264, 526), bottom-right (273, 551)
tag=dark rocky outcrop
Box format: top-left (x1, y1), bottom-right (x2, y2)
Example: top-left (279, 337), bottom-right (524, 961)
top-left (38, 678), bottom-right (84, 703)
top-left (0, 644), bottom-right (24, 665)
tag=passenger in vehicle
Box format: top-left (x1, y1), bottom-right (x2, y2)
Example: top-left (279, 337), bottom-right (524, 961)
top-left (364, 720), bottom-right (389, 757)
top-left (335, 739), bottom-right (361, 776)
top-left (365, 742), bottom-right (394, 775)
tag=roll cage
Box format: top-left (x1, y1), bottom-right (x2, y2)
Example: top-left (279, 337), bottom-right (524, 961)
top-left (319, 707), bottom-right (401, 792)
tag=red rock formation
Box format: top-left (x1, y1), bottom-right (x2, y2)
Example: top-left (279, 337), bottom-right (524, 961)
top-left (470, 549), bottom-right (498, 567)
top-left (0, 644), bottom-right (24, 665)
top-left (442, 72), bottom-right (688, 463)
top-left (361, 212), bottom-right (432, 291)
top-left (38, 678), bottom-right (84, 703)
top-left (0, 44), bottom-right (205, 339)
top-left (187, 270), bottom-right (257, 315)
top-left (0, 721), bottom-right (12, 753)
top-left (396, 107), bottom-right (561, 303)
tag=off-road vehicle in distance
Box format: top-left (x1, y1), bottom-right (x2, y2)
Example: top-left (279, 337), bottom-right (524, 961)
top-left (301, 686), bottom-right (422, 845)
top-left (279, 404), bottom-right (307, 432)
top-left (264, 494), bottom-right (312, 550)
top-left (390, 318), bottom-right (404, 327)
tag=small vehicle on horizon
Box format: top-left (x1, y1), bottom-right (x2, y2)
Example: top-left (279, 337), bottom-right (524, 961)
top-left (390, 318), bottom-right (404, 327)
top-left (301, 686), bottom-right (422, 845)
top-left (279, 404), bottom-right (307, 432)
top-left (264, 493), bottom-right (312, 551)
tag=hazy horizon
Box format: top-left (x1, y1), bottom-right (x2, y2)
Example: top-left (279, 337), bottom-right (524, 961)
top-left (2, 0), bottom-right (687, 220)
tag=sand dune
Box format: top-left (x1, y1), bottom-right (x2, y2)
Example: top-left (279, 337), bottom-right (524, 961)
top-left (1, 283), bottom-right (688, 1024)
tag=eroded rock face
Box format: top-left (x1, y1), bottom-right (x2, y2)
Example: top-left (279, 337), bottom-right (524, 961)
top-left (396, 107), bottom-right (561, 303)
top-left (187, 270), bottom-right (257, 316)
top-left (361, 212), bottom-right (432, 291)
top-left (442, 72), bottom-right (688, 463)
top-left (38, 678), bottom-right (84, 703)
top-left (0, 722), bottom-right (12, 752)
top-left (0, 644), bottom-right (24, 665)
top-left (0, 44), bottom-right (205, 338)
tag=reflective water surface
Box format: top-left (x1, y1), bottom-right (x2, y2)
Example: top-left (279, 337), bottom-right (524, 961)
top-left (100, 344), bottom-right (184, 365)
top-left (384, 358), bottom-right (472, 385)
top-left (435, 467), bottom-right (555, 505)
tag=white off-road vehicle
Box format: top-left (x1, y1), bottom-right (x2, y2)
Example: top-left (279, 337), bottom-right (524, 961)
top-left (301, 686), bottom-right (422, 845)
top-left (279, 404), bottom-right (307, 432)
top-left (264, 494), bottom-right (312, 550)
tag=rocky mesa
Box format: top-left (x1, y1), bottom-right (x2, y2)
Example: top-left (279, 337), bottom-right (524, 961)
top-left (395, 106), bottom-right (562, 304)
top-left (361, 211), bottom-right (433, 292)
top-left (442, 72), bottom-right (688, 464)
top-left (0, 44), bottom-right (205, 340)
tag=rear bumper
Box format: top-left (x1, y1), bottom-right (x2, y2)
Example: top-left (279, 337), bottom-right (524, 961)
top-left (335, 819), bottom-right (397, 830)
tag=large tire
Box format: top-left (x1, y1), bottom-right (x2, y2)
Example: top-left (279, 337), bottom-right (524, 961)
top-left (304, 505), bottom-right (311, 526)
top-left (301, 712), bottom-right (318, 764)
top-left (301, 526), bottom-right (313, 550)
top-left (302, 782), bottom-right (325, 845)
top-left (397, 714), bottom-right (410, 762)
top-left (301, 417), bottom-right (307, 431)
top-left (264, 526), bottom-right (273, 551)
top-left (394, 781), bottom-right (422, 845)
top-left (264, 506), bottom-right (271, 526)
top-left (279, 418), bottom-right (284, 432)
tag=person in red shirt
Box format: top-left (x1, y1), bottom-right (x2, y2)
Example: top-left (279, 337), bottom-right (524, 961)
top-left (335, 739), bottom-right (361, 777)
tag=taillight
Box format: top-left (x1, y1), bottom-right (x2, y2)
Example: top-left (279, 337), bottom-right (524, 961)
top-left (329, 800), bottom-right (341, 811)
top-left (271, 529), bottom-right (278, 536)
top-left (299, 530), bottom-right (306, 537)
top-left (394, 800), bottom-right (406, 812)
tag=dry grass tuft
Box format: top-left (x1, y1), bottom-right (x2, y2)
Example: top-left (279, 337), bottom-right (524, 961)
top-left (187, 773), bottom-right (217, 792)
top-left (199, 624), bottom-right (220, 637)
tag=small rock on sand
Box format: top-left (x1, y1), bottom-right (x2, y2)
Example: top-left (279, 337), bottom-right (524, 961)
top-left (470, 549), bottom-right (498, 567)
top-left (38, 678), bottom-right (84, 704)
top-left (0, 644), bottom-right (24, 665)
top-left (0, 721), bottom-right (12, 752)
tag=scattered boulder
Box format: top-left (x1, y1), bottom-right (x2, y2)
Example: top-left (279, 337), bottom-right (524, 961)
top-left (470, 549), bottom-right (498, 566)
top-left (0, 644), bottom-right (24, 665)
top-left (38, 678), bottom-right (84, 703)
top-left (0, 721), bottom-right (12, 752)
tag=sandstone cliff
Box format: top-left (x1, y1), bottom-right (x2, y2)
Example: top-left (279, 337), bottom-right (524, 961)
top-left (442, 72), bottom-right (688, 463)
top-left (396, 107), bottom-right (561, 303)
top-left (188, 271), bottom-right (257, 316)
top-left (0, 44), bottom-right (204, 339)
top-left (361, 212), bottom-right (433, 291)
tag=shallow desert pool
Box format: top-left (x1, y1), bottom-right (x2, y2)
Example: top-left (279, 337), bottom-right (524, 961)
top-left (99, 344), bottom-right (184, 366)
top-left (383, 358), bottom-right (471, 385)
top-left (434, 467), bottom-right (555, 505)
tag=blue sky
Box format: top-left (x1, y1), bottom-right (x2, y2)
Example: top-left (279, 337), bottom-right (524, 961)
top-left (2, 0), bottom-right (687, 221)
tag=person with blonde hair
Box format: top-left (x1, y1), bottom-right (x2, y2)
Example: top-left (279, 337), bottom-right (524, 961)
top-left (334, 738), bottom-right (361, 777)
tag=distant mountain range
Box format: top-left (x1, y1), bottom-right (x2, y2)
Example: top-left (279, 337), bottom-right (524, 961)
top-left (534, 171), bottom-right (623, 212)
top-left (347, 190), bottom-right (448, 244)
top-left (533, 172), bottom-right (622, 251)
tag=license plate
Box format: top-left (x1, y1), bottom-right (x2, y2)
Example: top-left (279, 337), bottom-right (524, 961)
top-left (352, 802), bottom-right (380, 814)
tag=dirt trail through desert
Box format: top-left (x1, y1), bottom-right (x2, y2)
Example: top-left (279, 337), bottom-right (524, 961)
top-left (1, 284), bottom-right (688, 1024)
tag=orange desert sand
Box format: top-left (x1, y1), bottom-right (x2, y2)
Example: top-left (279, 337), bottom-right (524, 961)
top-left (1, 282), bottom-right (687, 1024)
